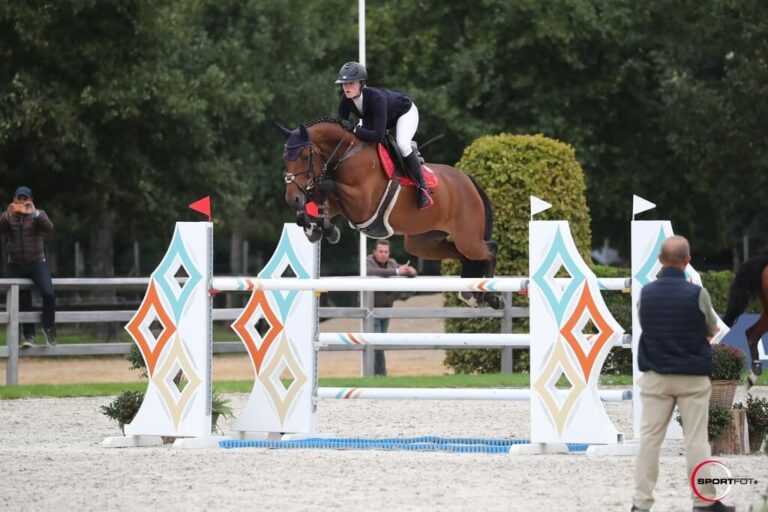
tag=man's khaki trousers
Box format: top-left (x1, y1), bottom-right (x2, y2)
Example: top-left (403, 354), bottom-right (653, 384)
top-left (633, 371), bottom-right (717, 509)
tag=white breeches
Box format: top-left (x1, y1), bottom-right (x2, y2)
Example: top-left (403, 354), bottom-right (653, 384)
top-left (395, 103), bottom-right (419, 157)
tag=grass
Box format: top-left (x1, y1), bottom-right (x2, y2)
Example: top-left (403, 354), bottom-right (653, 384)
top-left (1, 372), bottom-right (764, 399)
top-left (0, 373), bottom-right (639, 399)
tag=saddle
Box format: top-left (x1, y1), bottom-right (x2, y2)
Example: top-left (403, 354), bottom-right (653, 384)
top-left (378, 135), bottom-right (438, 190)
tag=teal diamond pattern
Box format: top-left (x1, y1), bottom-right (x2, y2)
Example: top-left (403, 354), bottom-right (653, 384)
top-left (259, 230), bottom-right (310, 321)
top-left (635, 226), bottom-right (666, 286)
top-left (152, 226), bottom-right (203, 322)
top-left (531, 227), bottom-right (585, 324)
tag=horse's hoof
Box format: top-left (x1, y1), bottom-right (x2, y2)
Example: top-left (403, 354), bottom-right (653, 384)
top-left (304, 224), bottom-right (323, 243)
top-left (752, 361), bottom-right (763, 376)
top-left (483, 293), bottom-right (505, 310)
top-left (325, 225), bottom-right (340, 244)
top-left (457, 291), bottom-right (478, 308)
top-left (746, 371), bottom-right (758, 390)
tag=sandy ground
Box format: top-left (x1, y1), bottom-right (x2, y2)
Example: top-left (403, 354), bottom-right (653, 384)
top-left (1, 294), bottom-right (451, 384)
top-left (0, 388), bottom-right (766, 512)
top-left (2, 293), bottom-right (767, 511)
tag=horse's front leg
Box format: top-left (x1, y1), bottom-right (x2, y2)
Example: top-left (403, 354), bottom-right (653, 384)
top-left (745, 316), bottom-right (767, 389)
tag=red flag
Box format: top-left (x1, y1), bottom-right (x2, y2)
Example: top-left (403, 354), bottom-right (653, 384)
top-left (189, 196), bottom-right (212, 221)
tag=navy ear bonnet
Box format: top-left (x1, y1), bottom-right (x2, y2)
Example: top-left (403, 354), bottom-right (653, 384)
top-left (283, 124), bottom-right (312, 161)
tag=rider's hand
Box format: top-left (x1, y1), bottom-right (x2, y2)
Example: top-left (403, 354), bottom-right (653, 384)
top-left (5, 203), bottom-right (15, 217)
top-left (340, 119), bottom-right (356, 132)
top-left (22, 201), bottom-right (35, 215)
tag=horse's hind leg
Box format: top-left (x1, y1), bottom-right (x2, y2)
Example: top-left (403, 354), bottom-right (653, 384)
top-left (479, 240), bottom-right (504, 309)
top-left (745, 269), bottom-right (768, 388)
top-left (745, 314), bottom-right (767, 388)
top-left (745, 292), bottom-right (768, 389)
top-left (452, 232), bottom-right (504, 308)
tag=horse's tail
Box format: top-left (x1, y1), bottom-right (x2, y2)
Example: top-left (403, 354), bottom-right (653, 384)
top-left (467, 175), bottom-right (493, 241)
top-left (722, 256), bottom-right (768, 326)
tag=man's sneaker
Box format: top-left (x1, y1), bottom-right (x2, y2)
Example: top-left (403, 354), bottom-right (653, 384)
top-left (43, 327), bottom-right (57, 347)
top-left (21, 337), bottom-right (35, 349)
top-left (693, 501), bottom-right (735, 511)
top-left (631, 506), bottom-right (650, 511)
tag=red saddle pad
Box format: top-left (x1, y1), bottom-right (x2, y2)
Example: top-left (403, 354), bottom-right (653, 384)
top-left (377, 144), bottom-right (438, 189)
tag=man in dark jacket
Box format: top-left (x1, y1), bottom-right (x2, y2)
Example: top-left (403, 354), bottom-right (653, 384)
top-left (365, 239), bottom-right (417, 376)
top-left (632, 236), bottom-right (733, 512)
top-left (0, 186), bottom-right (56, 347)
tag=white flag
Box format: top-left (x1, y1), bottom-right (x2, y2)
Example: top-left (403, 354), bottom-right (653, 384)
top-left (530, 196), bottom-right (552, 218)
top-left (632, 195), bottom-right (656, 217)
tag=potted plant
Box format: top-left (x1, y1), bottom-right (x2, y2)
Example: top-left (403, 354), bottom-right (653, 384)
top-left (734, 394), bottom-right (768, 453)
top-left (710, 344), bottom-right (746, 408)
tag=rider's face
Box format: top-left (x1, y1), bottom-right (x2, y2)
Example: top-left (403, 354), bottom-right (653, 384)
top-left (342, 81), bottom-right (362, 99)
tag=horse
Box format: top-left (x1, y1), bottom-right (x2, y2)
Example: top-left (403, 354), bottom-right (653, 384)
top-left (277, 117), bottom-right (502, 309)
top-left (722, 255), bottom-right (768, 388)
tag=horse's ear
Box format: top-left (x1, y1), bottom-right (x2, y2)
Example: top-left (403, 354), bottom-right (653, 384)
top-left (299, 123), bottom-right (309, 141)
top-left (275, 122), bottom-right (293, 140)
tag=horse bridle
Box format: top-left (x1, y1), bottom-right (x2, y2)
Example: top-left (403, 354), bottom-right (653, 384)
top-left (283, 136), bottom-right (367, 207)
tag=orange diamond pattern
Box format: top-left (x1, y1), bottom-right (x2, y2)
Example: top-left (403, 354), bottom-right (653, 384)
top-left (232, 291), bottom-right (284, 374)
top-left (559, 282), bottom-right (615, 382)
top-left (125, 280), bottom-right (177, 376)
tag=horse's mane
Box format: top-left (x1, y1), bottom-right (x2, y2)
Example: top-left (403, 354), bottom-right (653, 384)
top-left (305, 116), bottom-right (348, 129)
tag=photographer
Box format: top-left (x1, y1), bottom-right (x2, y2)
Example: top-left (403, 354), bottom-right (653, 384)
top-left (366, 239), bottom-right (417, 376)
top-left (0, 186), bottom-right (56, 347)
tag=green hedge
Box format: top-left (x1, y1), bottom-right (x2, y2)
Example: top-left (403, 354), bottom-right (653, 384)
top-left (442, 133), bottom-right (591, 374)
top-left (440, 134), bottom-right (740, 375)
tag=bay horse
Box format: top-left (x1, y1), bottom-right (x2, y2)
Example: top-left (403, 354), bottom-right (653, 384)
top-left (277, 117), bottom-right (502, 309)
top-left (722, 255), bottom-right (768, 388)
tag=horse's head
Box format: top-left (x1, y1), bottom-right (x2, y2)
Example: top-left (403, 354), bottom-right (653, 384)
top-left (277, 119), bottom-right (353, 212)
top-left (278, 122), bottom-right (321, 212)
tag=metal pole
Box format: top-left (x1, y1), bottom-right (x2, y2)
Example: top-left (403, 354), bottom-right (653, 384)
top-left (6, 285), bottom-right (19, 386)
top-left (358, 0), bottom-right (366, 67)
top-left (361, 290), bottom-right (375, 377)
top-left (358, 0), bottom-right (368, 369)
top-left (500, 291), bottom-right (514, 373)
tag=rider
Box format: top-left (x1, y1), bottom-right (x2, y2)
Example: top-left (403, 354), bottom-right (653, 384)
top-left (335, 61), bottom-right (433, 209)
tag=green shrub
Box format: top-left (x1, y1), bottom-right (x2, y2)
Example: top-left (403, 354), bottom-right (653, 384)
top-left (101, 390), bottom-right (145, 434)
top-left (442, 133), bottom-right (591, 374)
top-left (676, 405), bottom-right (733, 441)
top-left (734, 394), bottom-right (768, 448)
top-left (701, 270), bottom-right (734, 313)
top-left (711, 343), bottom-right (746, 381)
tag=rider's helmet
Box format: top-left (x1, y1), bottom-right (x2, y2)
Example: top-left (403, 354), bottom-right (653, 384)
top-left (335, 62), bottom-right (368, 84)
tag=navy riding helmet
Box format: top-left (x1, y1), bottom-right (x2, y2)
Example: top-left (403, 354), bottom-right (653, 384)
top-left (335, 62), bottom-right (368, 84)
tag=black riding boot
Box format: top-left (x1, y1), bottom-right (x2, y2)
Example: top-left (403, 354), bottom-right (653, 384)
top-left (404, 152), bottom-right (433, 209)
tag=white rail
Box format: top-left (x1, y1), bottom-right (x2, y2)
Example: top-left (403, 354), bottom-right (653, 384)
top-left (319, 387), bottom-right (632, 402)
top-left (210, 276), bottom-right (630, 293)
top-left (318, 332), bottom-right (633, 348)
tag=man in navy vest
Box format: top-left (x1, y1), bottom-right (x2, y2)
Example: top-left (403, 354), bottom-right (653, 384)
top-left (632, 236), bottom-right (734, 512)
